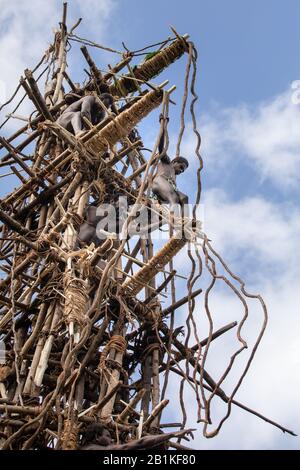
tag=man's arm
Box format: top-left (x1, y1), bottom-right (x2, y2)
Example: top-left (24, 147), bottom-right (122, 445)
top-left (158, 114), bottom-right (170, 163)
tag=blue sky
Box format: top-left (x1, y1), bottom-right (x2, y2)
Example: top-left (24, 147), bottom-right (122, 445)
top-left (0, 0), bottom-right (300, 450)
top-left (69, 0), bottom-right (300, 105)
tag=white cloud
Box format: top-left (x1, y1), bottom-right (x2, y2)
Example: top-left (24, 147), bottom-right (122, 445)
top-left (0, 1), bottom-right (58, 95)
top-left (165, 187), bottom-right (300, 449)
top-left (0, 0), bottom-right (116, 129)
top-left (190, 274), bottom-right (300, 449)
top-left (72, 0), bottom-right (116, 27)
top-left (0, 1), bottom-right (298, 449)
top-left (203, 188), bottom-right (300, 278)
top-left (189, 89), bottom-right (300, 190)
top-left (164, 100), bottom-right (300, 445)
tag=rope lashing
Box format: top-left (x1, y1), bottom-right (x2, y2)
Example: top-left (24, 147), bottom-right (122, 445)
top-left (70, 212), bottom-right (83, 231)
top-left (146, 299), bottom-right (162, 327)
top-left (144, 310), bottom-right (161, 326)
top-left (36, 210), bottom-right (83, 254)
top-left (110, 37), bottom-right (188, 97)
top-left (61, 419), bottom-right (78, 450)
top-left (47, 212), bottom-right (73, 241)
top-left (63, 270), bottom-right (88, 328)
top-left (99, 335), bottom-right (127, 371)
top-left (122, 235), bottom-right (186, 296)
top-left (141, 342), bottom-right (162, 363)
top-left (38, 270), bottom-right (64, 302)
top-left (92, 179), bottom-right (106, 204)
top-left (36, 234), bottom-right (52, 253)
top-left (0, 366), bottom-right (12, 382)
top-left (85, 89), bottom-right (163, 155)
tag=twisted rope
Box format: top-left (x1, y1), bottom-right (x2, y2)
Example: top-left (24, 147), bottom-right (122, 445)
top-left (63, 271), bottom-right (88, 327)
top-left (122, 235), bottom-right (186, 296)
top-left (92, 179), bottom-right (106, 204)
top-left (110, 38), bottom-right (188, 97)
top-left (99, 335), bottom-right (127, 371)
top-left (0, 366), bottom-right (12, 382)
top-left (85, 89), bottom-right (163, 154)
top-left (61, 419), bottom-right (78, 450)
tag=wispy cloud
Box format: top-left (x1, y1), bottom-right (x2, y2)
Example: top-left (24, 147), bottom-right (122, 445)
top-left (0, 1), bottom-right (298, 449)
top-left (0, 0), bottom-right (116, 127)
top-left (167, 189), bottom-right (300, 448)
top-left (203, 188), bottom-right (300, 279)
top-left (186, 89), bottom-right (300, 190)
top-left (164, 89), bottom-right (300, 448)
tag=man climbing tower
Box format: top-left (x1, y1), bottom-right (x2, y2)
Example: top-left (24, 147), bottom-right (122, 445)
top-left (56, 93), bottom-right (114, 136)
top-left (151, 114), bottom-right (189, 209)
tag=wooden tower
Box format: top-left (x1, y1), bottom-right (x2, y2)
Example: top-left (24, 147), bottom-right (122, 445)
top-left (0, 3), bottom-right (294, 450)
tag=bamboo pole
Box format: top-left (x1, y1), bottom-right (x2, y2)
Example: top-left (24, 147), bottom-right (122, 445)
top-left (162, 288), bottom-right (202, 317)
top-left (52, 3), bottom-right (68, 104)
top-left (22, 303), bottom-right (55, 396)
top-left (80, 46), bottom-right (104, 85)
top-left (143, 399), bottom-right (169, 429)
top-left (23, 70), bottom-right (54, 121)
top-left (100, 347), bottom-right (125, 418)
top-left (0, 137), bottom-right (35, 177)
top-left (110, 36), bottom-right (189, 97)
top-left (116, 388), bottom-right (146, 423)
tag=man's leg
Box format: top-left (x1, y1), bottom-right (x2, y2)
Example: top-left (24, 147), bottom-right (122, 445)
top-left (174, 191), bottom-right (190, 238)
top-left (56, 112), bottom-right (73, 132)
top-left (71, 111), bottom-right (84, 135)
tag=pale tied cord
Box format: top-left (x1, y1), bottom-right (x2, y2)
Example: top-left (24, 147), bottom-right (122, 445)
top-left (68, 33), bottom-right (123, 55)
top-left (10, 241), bottom-right (24, 407)
top-left (141, 341), bottom-right (163, 364)
top-left (68, 31), bottom-right (177, 57)
top-left (61, 419), bottom-right (78, 450)
top-left (63, 270), bottom-right (88, 327)
top-left (131, 37), bottom-right (176, 55)
top-left (99, 335), bottom-right (127, 371)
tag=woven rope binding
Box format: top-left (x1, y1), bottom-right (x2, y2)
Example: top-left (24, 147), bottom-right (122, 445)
top-left (63, 271), bottom-right (88, 327)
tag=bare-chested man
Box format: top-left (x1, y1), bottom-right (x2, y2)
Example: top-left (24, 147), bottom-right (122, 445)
top-left (56, 93), bottom-right (114, 136)
top-left (151, 114), bottom-right (189, 207)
